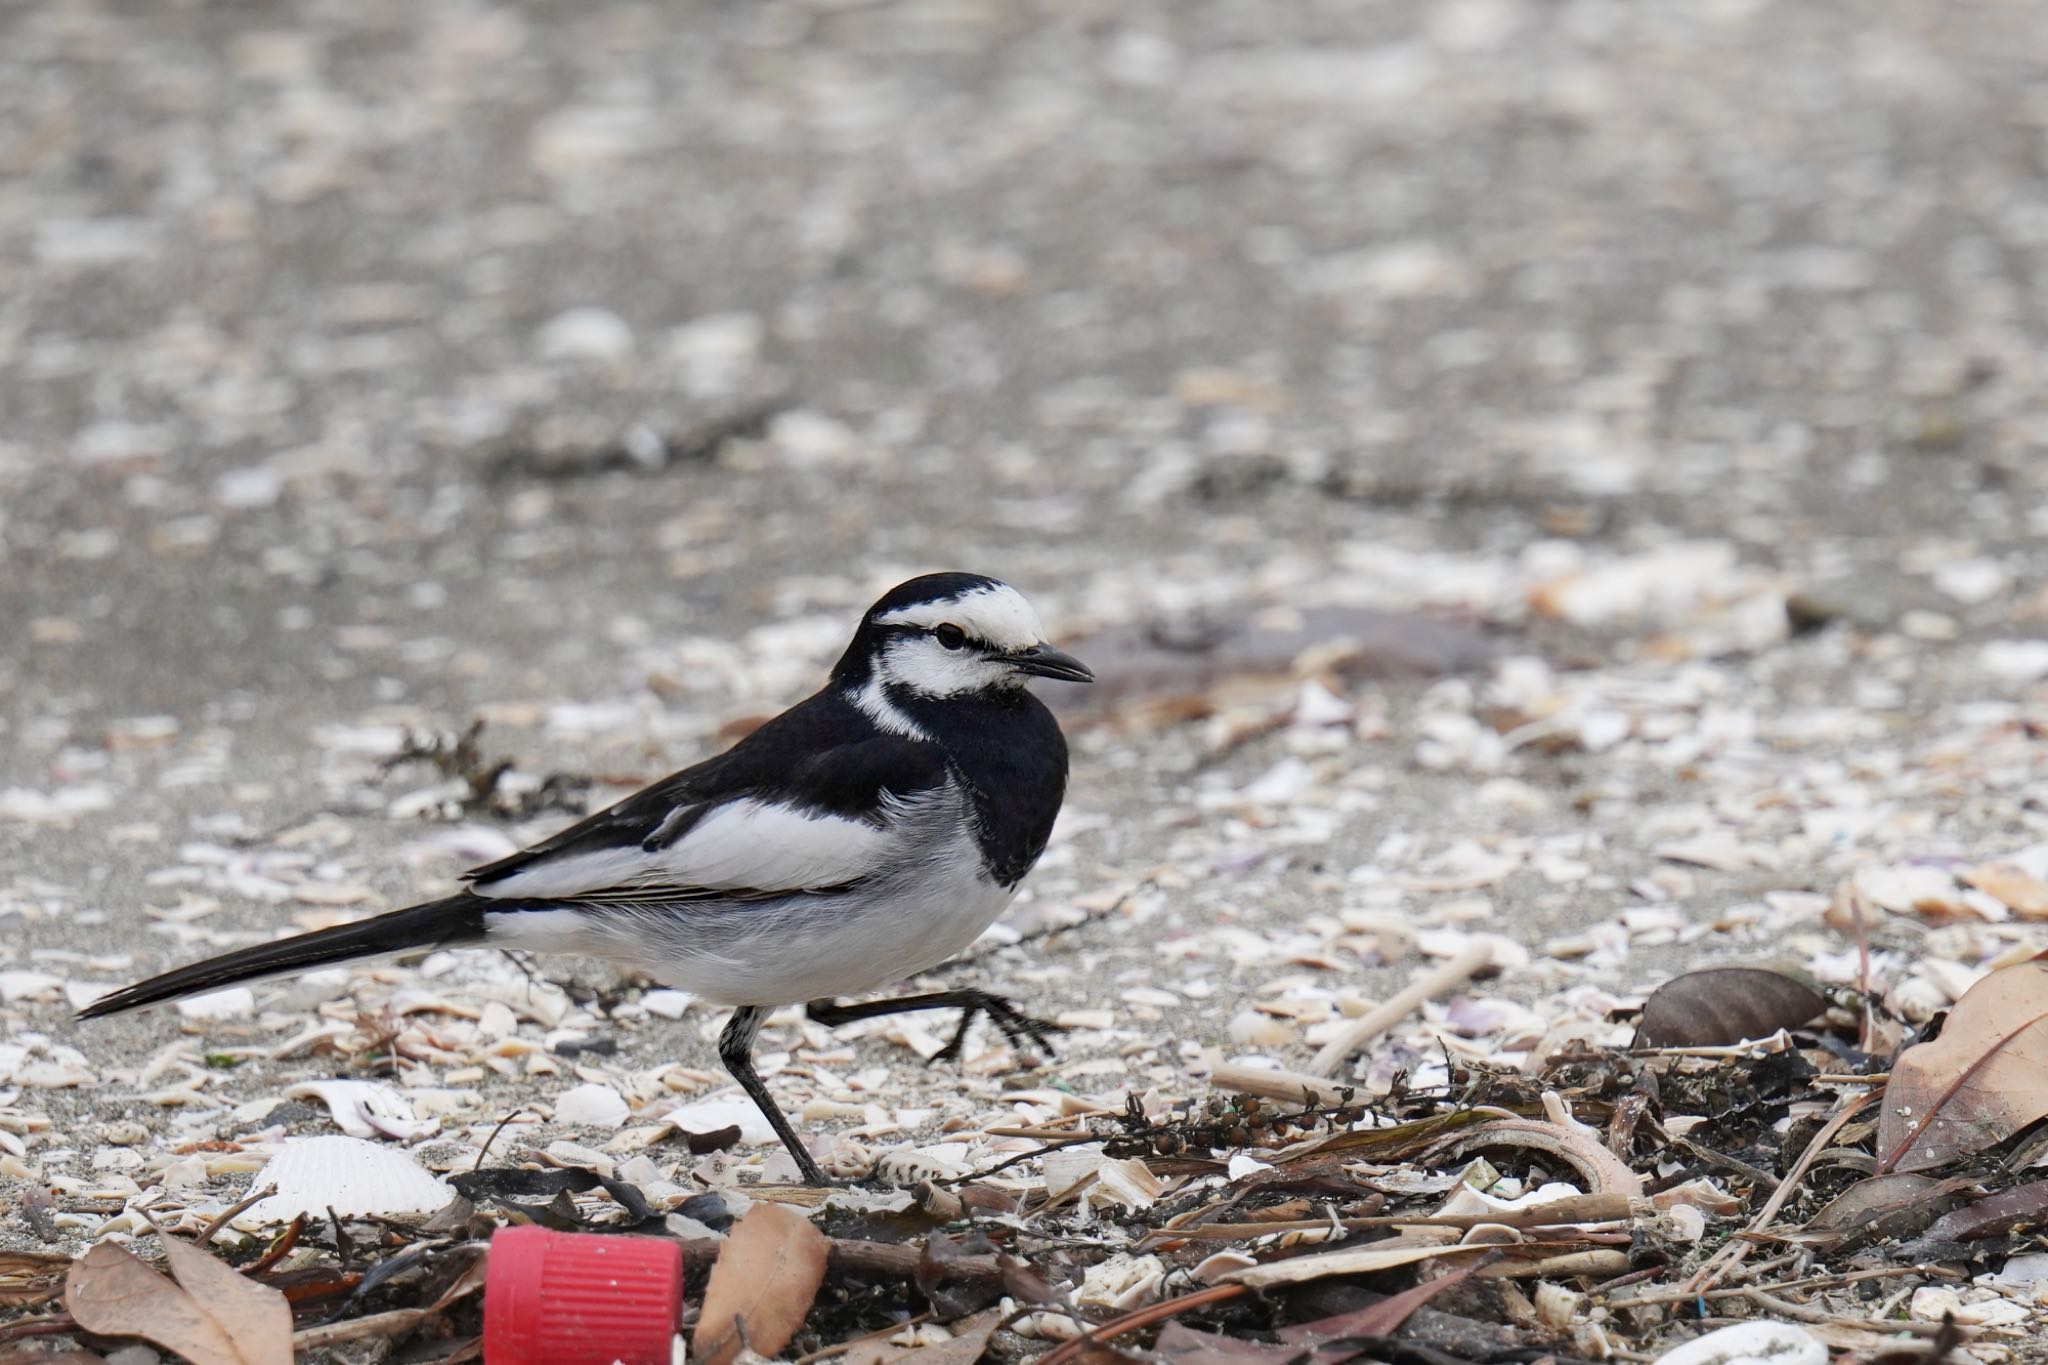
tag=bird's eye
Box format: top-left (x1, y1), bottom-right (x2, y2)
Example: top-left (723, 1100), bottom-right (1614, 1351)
top-left (934, 624), bottom-right (967, 650)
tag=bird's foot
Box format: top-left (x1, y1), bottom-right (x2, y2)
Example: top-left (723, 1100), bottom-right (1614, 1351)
top-left (931, 989), bottom-right (1065, 1065)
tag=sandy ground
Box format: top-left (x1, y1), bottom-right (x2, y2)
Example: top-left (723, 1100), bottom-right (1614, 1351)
top-left (5, 0), bottom-right (2048, 1273)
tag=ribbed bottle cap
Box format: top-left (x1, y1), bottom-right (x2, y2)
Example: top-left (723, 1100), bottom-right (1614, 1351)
top-left (484, 1224), bottom-right (684, 1365)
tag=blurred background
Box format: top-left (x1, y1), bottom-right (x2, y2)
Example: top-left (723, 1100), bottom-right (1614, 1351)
top-left (10, 1), bottom-right (2048, 1337)
top-left (3, 0), bottom-right (2045, 861)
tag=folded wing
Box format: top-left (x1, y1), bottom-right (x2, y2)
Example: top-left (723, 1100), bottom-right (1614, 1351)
top-left (465, 729), bottom-right (952, 902)
top-left (470, 797), bottom-right (897, 899)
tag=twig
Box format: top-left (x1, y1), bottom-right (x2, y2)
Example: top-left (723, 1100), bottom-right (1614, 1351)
top-left (0, 1312), bottom-right (78, 1348)
top-left (1479, 1250), bottom-right (1631, 1280)
top-left (198, 1183), bottom-right (277, 1247)
top-left (473, 1109), bottom-right (534, 1171)
top-left (1742, 1288), bottom-right (1959, 1339)
top-left (667, 1236), bottom-right (1011, 1285)
top-left (984, 1108), bottom-right (1121, 1139)
top-left (246, 1214), bottom-right (308, 1275)
top-left (1627, 1034), bottom-right (1797, 1060)
top-left (944, 1134), bottom-right (1104, 1185)
top-left (1208, 1058), bottom-right (1361, 1105)
top-left (1850, 889), bottom-right (1877, 1055)
top-left (1308, 941), bottom-right (1494, 1077)
top-left (295, 1306), bottom-right (450, 1351)
top-left (1142, 1191), bottom-right (1639, 1247)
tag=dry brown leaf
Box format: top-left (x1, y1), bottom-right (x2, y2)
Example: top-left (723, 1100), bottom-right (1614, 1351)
top-left (64, 1242), bottom-right (244, 1365)
top-left (1154, 1321), bottom-right (1307, 1365)
top-left (1631, 966), bottom-right (1826, 1048)
top-left (1799, 1172), bottom-right (1969, 1246)
top-left (1876, 960), bottom-right (2048, 1173)
top-left (1897, 1179), bottom-right (2048, 1254)
top-left (899, 1313), bottom-right (1004, 1365)
top-left (159, 1235), bottom-right (293, 1365)
top-left (1963, 862), bottom-right (2048, 919)
top-left (1275, 1250), bottom-right (1494, 1340)
top-left (847, 1305), bottom-right (1009, 1365)
top-left (692, 1202), bottom-right (830, 1365)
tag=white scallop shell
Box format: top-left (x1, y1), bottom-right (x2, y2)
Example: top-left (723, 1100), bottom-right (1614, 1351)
top-left (232, 1135), bottom-right (454, 1229)
top-left (552, 1082), bottom-right (630, 1129)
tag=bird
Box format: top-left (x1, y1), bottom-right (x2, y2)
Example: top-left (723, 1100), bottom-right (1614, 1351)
top-left (80, 572), bottom-right (1093, 1186)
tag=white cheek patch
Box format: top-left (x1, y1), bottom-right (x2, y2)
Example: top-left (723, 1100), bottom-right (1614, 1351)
top-left (879, 635), bottom-right (1012, 697)
top-left (875, 583), bottom-right (1045, 652)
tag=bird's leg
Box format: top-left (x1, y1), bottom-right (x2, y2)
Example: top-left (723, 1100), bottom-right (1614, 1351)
top-left (719, 1005), bottom-right (827, 1187)
top-left (806, 988), bottom-right (1065, 1064)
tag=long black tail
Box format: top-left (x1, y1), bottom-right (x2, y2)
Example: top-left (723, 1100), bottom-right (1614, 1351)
top-left (78, 894), bottom-right (490, 1019)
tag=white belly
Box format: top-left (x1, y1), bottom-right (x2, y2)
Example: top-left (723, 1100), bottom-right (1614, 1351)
top-left (484, 821), bottom-right (1020, 1007)
top-left (667, 858), bottom-right (1016, 1006)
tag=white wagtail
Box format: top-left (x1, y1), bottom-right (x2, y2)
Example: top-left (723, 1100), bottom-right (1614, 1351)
top-left (82, 572), bottom-right (1093, 1186)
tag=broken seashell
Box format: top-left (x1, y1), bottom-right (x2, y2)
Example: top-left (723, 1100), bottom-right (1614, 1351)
top-left (286, 1080), bottom-right (439, 1141)
top-left (1077, 1253), bottom-right (1167, 1311)
top-left (1651, 1321), bottom-right (1825, 1365)
top-left (1095, 1158), bottom-right (1166, 1210)
top-left (662, 1097), bottom-right (778, 1147)
top-left (1534, 1282), bottom-right (1581, 1331)
top-left (232, 1135), bottom-right (454, 1228)
top-left (1656, 1203), bottom-right (1707, 1243)
top-left (1192, 1251), bottom-right (1259, 1284)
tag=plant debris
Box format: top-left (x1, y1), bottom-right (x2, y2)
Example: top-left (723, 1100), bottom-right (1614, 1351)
top-left (380, 721), bottom-right (593, 822)
top-left (11, 963), bottom-right (2048, 1362)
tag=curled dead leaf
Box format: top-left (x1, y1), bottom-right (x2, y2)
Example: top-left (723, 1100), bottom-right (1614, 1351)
top-left (1275, 1250), bottom-right (1495, 1338)
top-left (1631, 966), bottom-right (1827, 1048)
top-left (692, 1202), bottom-right (830, 1365)
top-left (1876, 961), bottom-right (2048, 1173)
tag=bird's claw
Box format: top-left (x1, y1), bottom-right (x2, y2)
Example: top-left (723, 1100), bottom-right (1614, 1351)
top-left (929, 994), bottom-right (1065, 1066)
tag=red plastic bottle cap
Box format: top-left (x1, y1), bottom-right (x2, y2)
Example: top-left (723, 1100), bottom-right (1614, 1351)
top-left (484, 1224), bottom-right (685, 1365)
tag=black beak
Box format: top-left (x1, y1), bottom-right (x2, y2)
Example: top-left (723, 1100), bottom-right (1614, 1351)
top-left (1009, 643), bottom-right (1094, 684)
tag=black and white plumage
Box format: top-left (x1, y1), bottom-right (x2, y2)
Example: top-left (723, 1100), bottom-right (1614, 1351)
top-left (80, 573), bottom-right (1092, 1186)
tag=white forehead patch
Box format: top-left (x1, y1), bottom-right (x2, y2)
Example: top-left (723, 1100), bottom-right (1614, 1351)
top-left (874, 583), bottom-right (1045, 651)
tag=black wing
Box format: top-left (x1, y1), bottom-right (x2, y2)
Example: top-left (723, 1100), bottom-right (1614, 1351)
top-left (464, 692), bottom-right (950, 899)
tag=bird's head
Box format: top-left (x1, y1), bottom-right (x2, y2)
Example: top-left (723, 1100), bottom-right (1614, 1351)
top-left (833, 572), bottom-right (1094, 701)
